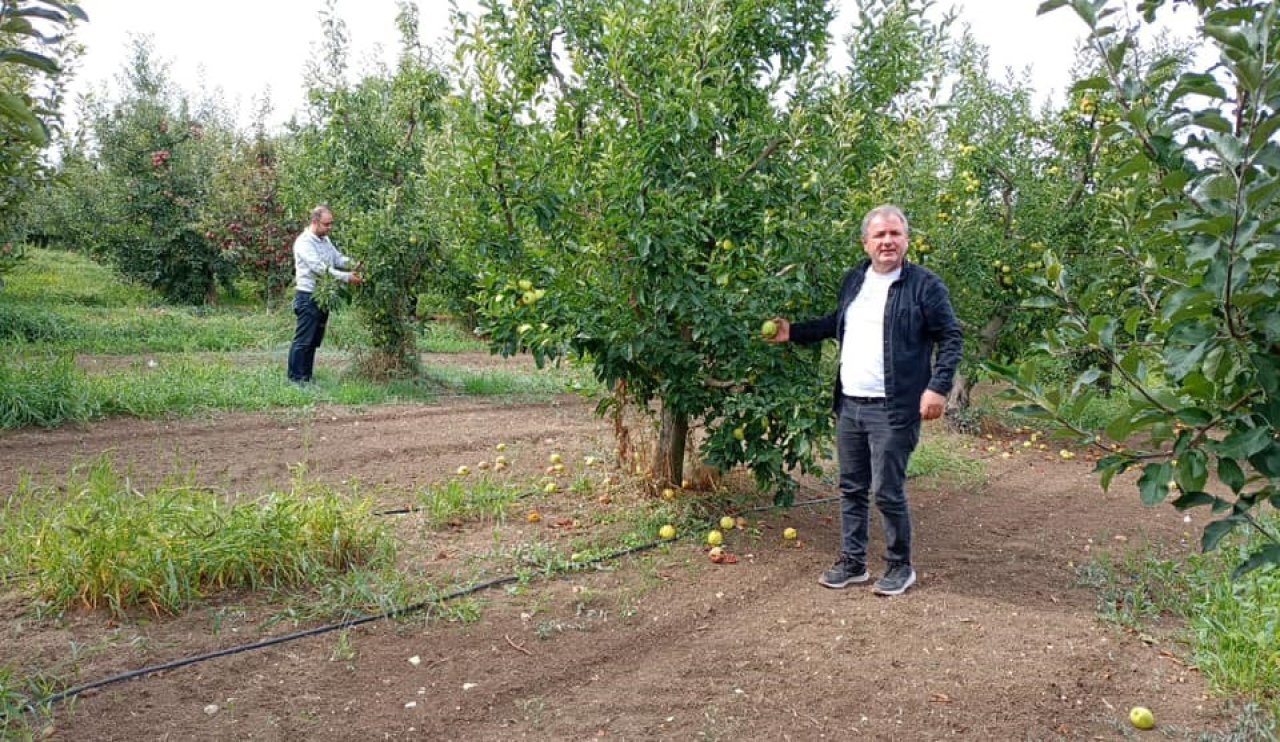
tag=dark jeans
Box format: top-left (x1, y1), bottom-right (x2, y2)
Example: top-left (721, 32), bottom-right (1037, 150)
top-left (836, 397), bottom-right (920, 566)
top-left (288, 291), bottom-right (328, 382)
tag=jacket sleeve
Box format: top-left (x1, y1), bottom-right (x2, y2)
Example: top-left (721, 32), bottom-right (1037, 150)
top-left (789, 270), bottom-right (853, 345)
top-left (789, 313), bottom-right (838, 345)
top-left (923, 276), bottom-right (963, 396)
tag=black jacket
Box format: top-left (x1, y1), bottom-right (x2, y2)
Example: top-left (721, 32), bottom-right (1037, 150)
top-left (790, 260), bottom-right (963, 428)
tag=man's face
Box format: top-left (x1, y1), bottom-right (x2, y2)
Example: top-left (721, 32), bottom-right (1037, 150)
top-left (862, 213), bottom-right (908, 273)
top-left (313, 212), bottom-right (334, 238)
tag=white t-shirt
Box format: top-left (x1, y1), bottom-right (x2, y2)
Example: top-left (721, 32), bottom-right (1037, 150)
top-left (839, 267), bottom-right (900, 397)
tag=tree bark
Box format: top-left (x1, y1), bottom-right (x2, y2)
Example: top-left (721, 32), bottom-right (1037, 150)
top-left (653, 403), bottom-right (689, 487)
top-left (945, 313), bottom-right (1005, 431)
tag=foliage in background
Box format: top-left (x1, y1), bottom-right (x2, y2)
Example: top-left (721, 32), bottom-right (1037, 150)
top-left (89, 39), bottom-right (237, 304)
top-left (992, 0), bottom-right (1280, 576)
top-left (0, 0), bottom-right (85, 246)
top-left (203, 100), bottom-right (296, 305)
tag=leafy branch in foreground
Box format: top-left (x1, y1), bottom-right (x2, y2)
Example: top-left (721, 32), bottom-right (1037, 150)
top-left (992, 0), bottom-right (1280, 577)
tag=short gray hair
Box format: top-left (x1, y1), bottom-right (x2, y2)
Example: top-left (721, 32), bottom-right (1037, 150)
top-left (310, 205), bottom-right (333, 223)
top-left (861, 204), bottom-right (909, 239)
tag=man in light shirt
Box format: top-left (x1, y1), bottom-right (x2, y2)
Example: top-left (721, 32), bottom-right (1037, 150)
top-left (287, 205), bottom-right (361, 384)
top-left (766, 205), bottom-right (962, 595)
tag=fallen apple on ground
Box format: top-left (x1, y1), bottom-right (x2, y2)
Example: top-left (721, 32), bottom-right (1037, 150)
top-left (783, 527), bottom-right (798, 540)
top-left (659, 524), bottom-right (676, 540)
top-left (707, 530), bottom-right (723, 546)
top-left (719, 516), bottom-right (735, 531)
top-left (1129, 706), bottom-right (1155, 730)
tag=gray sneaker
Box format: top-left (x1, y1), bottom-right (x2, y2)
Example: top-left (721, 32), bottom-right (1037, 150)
top-left (818, 557), bottom-right (870, 589)
top-left (873, 563), bottom-right (916, 596)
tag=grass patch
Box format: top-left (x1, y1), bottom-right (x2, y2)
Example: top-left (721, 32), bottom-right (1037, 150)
top-left (0, 354), bottom-right (447, 429)
top-left (416, 478), bottom-right (525, 528)
top-left (423, 364), bottom-right (595, 398)
top-left (418, 320), bottom-right (486, 353)
top-left (3, 247), bottom-right (155, 308)
top-left (1, 459), bottom-right (395, 616)
top-left (1077, 525), bottom-right (1280, 728)
top-left (907, 435), bottom-right (988, 490)
top-left (0, 666), bottom-right (59, 739)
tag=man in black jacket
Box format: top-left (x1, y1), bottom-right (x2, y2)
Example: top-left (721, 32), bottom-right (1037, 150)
top-left (767, 205), bottom-right (963, 595)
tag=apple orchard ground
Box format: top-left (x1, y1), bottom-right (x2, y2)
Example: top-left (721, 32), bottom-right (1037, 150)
top-left (0, 352), bottom-right (1231, 740)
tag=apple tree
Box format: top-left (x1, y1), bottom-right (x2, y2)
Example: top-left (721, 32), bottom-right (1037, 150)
top-left (451, 0), bottom-right (948, 500)
top-left (993, 0), bottom-right (1280, 575)
top-left (91, 39), bottom-right (235, 304)
top-left (280, 2), bottom-right (448, 376)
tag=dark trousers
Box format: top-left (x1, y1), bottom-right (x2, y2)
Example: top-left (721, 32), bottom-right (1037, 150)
top-left (836, 397), bottom-right (920, 566)
top-left (287, 291), bottom-right (328, 382)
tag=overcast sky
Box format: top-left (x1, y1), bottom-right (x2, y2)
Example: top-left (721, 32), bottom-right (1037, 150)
top-left (67, 1), bottom-right (1200, 130)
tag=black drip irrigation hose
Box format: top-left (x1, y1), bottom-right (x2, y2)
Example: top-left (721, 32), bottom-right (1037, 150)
top-left (8, 540), bottom-right (664, 719)
top-left (7, 490), bottom-right (846, 719)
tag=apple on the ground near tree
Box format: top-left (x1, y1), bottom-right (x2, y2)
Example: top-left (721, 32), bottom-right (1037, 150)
top-left (708, 546), bottom-right (724, 563)
top-left (456, 465), bottom-right (470, 476)
top-left (1129, 707), bottom-right (1155, 730)
top-left (719, 516), bottom-right (735, 530)
top-left (707, 530), bottom-right (723, 546)
top-left (783, 527), bottom-right (798, 540)
top-left (659, 524), bottom-right (676, 540)
top-left (661, 488), bottom-right (676, 501)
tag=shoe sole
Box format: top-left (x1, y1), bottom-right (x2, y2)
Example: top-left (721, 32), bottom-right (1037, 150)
top-left (818, 571), bottom-right (870, 589)
top-left (872, 570), bottom-right (917, 596)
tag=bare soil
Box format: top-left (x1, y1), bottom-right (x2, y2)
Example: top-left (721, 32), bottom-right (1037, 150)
top-left (0, 353), bottom-right (1232, 740)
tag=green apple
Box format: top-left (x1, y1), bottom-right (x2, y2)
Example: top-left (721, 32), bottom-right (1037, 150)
top-left (1129, 707), bottom-right (1154, 730)
top-left (659, 524), bottom-right (676, 540)
top-left (760, 320), bottom-right (778, 339)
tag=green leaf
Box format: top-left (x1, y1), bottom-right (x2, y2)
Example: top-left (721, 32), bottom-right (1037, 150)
top-left (1218, 458), bottom-right (1246, 494)
top-left (0, 48), bottom-right (60, 74)
top-left (1021, 295), bottom-right (1059, 309)
top-left (1170, 491), bottom-right (1220, 510)
top-left (1168, 73), bottom-right (1228, 102)
top-left (1176, 450), bottom-right (1209, 492)
top-left (1232, 545), bottom-right (1280, 580)
top-left (1248, 442), bottom-right (1280, 479)
top-left (1138, 462), bottom-right (1173, 505)
top-left (1173, 407), bottom-right (1212, 427)
top-left (1201, 516), bottom-right (1242, 552)
top-left (0, 92), bottom-right (48, 145)
top-left (1070, 75), bottom-right (1110, 92)
top-left (1217, 426), bottom-right (1271, 459)
top-left (1036, 0), bottom-right (1071, 15)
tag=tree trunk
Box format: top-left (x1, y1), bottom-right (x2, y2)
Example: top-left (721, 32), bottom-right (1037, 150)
top-left (653, 403), bottom-right (689, 487)
top-left (945, 313), bottom-right (1005, 432)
